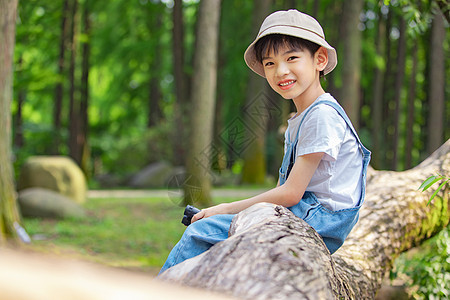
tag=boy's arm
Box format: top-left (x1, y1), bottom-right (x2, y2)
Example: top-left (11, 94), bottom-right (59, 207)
top-left (192, 152), bottom-right (324, 222)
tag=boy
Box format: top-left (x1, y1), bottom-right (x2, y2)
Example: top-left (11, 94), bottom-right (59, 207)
top-left (159, 9), bottom-right (370, 274)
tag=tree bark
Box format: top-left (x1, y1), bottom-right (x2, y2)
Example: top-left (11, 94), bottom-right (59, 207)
top-left (0, 0), bottom-right (22, 242)
top-left (160, 140), bottom-right (450, 299)
top-left (184, 0), bottom-right (221, 205)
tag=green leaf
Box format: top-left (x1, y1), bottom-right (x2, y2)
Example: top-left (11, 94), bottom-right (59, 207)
top-left (418, 175), bottom-right (437, 190)
top-left (426, 180), bottom-right (449, 206)
top-left (418, 175), bottom-right (443, 191)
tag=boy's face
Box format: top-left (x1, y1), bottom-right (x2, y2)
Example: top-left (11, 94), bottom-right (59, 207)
top-left (261, 44), bottom-right (327, 104)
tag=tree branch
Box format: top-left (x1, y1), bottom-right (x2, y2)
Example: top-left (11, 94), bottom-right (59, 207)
top-left (159, 140), bottom-right (450, 299)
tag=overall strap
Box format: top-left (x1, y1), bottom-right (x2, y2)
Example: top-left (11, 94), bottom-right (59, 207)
top-left (292, 99), bottom-right (371, 158)
top-left (286, 100), bottom-right (326, 144)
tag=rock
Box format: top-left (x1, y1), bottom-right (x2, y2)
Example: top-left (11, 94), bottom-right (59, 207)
top-left (18, 156), bottom-right (87, 204)
top-left (166, 166), bottom-right (188, 188)
top-left (128, 161), bottom-right (176, 188)
top-left (18, 188), bottom-right (86, 219)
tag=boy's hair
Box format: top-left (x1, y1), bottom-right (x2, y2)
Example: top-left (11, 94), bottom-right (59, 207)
top-left (253, 34), bottom-right (325, 77)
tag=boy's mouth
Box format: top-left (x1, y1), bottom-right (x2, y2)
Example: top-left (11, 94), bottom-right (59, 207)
top-left (278, 80), bottom-right (296, 90)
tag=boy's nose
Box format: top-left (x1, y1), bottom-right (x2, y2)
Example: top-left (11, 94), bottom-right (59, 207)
top-left (276, 63), bottom-right (290, 77)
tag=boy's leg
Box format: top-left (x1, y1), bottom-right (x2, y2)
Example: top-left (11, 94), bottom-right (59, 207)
top-left (159, 214), bottom-right (235, 274)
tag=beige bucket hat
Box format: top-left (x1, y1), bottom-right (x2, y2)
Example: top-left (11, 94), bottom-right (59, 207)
top-left (244, 9), bottom-right (337, 77)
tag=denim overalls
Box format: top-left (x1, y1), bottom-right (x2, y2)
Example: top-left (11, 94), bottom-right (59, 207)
top-left (159, 100), bottom-right (370, 275)
top-left (279, 100), bottom-right (371, 254)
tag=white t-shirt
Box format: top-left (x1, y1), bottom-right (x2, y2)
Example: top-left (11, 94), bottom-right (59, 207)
top-left (285, 93), bottom-right (363, 211)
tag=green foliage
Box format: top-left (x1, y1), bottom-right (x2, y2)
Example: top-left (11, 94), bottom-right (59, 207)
top-left (392, 226), bottom-right (450, 299)
top-left (390, 175), bottom-right (450, 298)
top-left (91, 119), bottom-right (176, 177)
top-left (418, 174), bottom-right (449, 206)
top-left (384, 0), bottom-right (436, 36)
top-left (11, 0), bottom-right (449, 183)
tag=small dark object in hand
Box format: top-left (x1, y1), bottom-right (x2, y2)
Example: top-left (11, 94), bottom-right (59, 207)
top-left (181, 205), bottom-right (200, 226)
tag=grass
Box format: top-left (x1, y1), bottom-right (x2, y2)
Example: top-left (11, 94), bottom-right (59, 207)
top-left (21, 193), bottom-right (241, 276)
top-left (23, 197), bottom-right (185, 275)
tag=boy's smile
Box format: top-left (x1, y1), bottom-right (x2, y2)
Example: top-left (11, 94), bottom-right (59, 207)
top-left (278, 79), bottom-right (296, 90)
top-left (262, 45), bottom-right (327, 113)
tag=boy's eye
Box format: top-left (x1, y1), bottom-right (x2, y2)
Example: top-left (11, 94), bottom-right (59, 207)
top-left (264, 61), bottom-right (274, 67)
top-left (287, 56), bottom-right (298, 61)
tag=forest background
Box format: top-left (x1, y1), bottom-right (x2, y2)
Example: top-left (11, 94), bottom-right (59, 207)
top-left (12, 0), bottom-right (448, 195)
top-left (3, 0), bottom-right (449, 297)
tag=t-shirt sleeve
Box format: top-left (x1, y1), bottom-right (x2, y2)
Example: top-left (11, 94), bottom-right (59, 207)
top-left (296, 105), bottom-right (347, 161)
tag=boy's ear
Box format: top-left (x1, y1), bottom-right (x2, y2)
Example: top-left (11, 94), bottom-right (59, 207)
top-left (315, 47), bottom-right (328, 72)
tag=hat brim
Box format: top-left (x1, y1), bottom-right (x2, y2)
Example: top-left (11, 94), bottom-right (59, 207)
top-left (244, 26), bottom-right (337, 77)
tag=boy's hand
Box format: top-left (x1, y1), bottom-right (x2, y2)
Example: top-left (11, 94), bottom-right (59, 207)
top-left (191, 203), bottom-right (229, 223)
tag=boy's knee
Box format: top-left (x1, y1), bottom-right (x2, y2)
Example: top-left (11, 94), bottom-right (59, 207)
top-left (182, 217), bottom-right (212, 238)
top-left (182, 220), bottom-right (201, 238)
top-left (183, 215), bottom-right (233, 238)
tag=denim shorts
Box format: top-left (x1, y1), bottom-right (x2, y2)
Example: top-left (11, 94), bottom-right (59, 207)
top-left (288, 191), bottom-right (360, 253)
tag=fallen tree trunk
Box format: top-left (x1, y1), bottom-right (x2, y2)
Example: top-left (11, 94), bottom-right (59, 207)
top-left (0, 247), bottom-right (236, 300)
top-left (159, 140), bottom-right (450, 299)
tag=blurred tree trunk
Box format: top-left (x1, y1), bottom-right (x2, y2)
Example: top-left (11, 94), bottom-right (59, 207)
top-left (312, 0), bottom-right (319, 19)
top-left (213, 39), bottom-right (226, 174)
top-left (79, 0), bottom-right (91, 174)
top-left (371, 8), bottom-right (386, 170)
top-left (172, 0), bottom-right (187, 165)
top-left (13, 55), bottom-right (25, 149)
top-left (66, 0), bottom-right (88, 173)
top-left (0, 0), bottom-right (21, 242)
top-left (148, 10), bottom-right (163, 128)
top-left (68, 0), bottom-right (80, 165)
top-left (426, 10), bottom-right (445, 155)
top-left (383, 9), bottom-right (394, 169)
top-left (321, 0), bottom-right (342, 99)
top-left (392, 17), bottom-right (406, 171)
top-left (160, 141), bottom-right (450, 299)
top-left (405, 42), bottom-right (418, 169)
top-left (148, 63), bottom-right (163, 128)
top-left (241, 0), bottom-right (272, 185)
top-left (0, 247), bottom-right (236, 300)
top-left (184, 0), bottom-right (221, 206)
top-left (53, 0), bottom-right (70, 154)
top-left (340, 0), bottom-right (362, 129)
